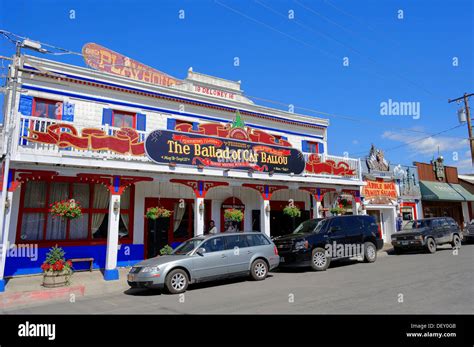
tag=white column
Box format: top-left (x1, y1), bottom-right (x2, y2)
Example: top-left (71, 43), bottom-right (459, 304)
top-left (104, 193), bottom-right (120, 281)
top-left (461, 201), bottom-right (470, 225)
top-left (260, 199), bottom-right (271, 237)
top-left (194, 197), bottom-right (205, 236)
top-left (0, 190), bottom-right (14, 291)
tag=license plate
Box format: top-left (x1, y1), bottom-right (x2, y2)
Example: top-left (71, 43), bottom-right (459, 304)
top-left (127, 274), bottom-right (135, 282)
top-left (401, 241), bottom-right (409, 245)
top-left (280, 257), bottom-right (285, 263)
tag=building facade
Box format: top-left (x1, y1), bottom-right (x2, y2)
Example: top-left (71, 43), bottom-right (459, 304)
top-left (415, 158), bottom-right (474, 226)
top-left (0, 53), bottom-right (364, 287)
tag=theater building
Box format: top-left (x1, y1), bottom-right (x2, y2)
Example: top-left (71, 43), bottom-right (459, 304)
top-left (0, 48), bottom-right (364, 288)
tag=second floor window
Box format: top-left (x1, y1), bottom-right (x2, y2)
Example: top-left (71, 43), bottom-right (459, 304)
top-left (113, 111), bottom-right (136, 128)
top-left (33, 98), bottom-right (63, 119)
top-left (307, 142), bottom-right (319, 153)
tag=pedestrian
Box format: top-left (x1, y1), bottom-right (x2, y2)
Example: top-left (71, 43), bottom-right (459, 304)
top-left (208, 220), bottom-right (217, 234)
top-left (396, 213), bottom-right (403, 232)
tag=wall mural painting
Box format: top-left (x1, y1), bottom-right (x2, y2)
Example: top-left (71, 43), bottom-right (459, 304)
top-left (305, 154), bottom-right (356, 177)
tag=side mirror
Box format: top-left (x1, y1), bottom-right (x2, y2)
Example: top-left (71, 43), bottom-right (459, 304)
top-left (196, 247), bottom-right (206, 256)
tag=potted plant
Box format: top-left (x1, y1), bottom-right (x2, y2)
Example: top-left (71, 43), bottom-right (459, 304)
top-left (159, 245), bottom-right (174, 256)
top-left (146, 206), bottom-right (172, 220)
top-left (283, 205), bottom-right (301, 218)
top-left (224, 208), bottom-right (244, 222)
top-left (330, 206), bottom-right (346, 216)
top-left (50, 199), bottom-right (82, 220)
top-left (41, 246), bottom-right (73, 288)
top-left (283, 205), bottom-right (301, 230)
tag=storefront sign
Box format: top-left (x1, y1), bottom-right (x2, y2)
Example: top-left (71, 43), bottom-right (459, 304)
top-left (194, 86), bottom-right (235, 100)
top-left (145, 129), bottom-right (305, 174)
top-left (362, 179), bottom-right (397, 200)
top-left (82, 43), bottom-right (180, 87)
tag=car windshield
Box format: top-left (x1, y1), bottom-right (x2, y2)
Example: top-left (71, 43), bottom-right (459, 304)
top-left (292, 219), bottom-right (321, 234)
top-left (404, 220), bottom-right (431, 230)
top-left (172, 239), bottom-right (204, 255)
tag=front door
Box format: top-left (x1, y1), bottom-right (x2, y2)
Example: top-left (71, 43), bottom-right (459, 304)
top-left (192, 236), bottom-right (229, 280)
top-left (146, 217), bottom-right (170, 259)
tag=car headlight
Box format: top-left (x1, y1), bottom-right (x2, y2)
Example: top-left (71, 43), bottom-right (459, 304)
top-left (294, 240), bottom-right (309, 250)
top-left (140, 266), bottom-right (160, 273)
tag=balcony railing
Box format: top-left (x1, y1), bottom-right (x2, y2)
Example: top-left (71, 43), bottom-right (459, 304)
top-left (14, 115), bottom-right (361, 180)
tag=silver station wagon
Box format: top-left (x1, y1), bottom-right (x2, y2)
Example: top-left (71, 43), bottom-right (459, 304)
top-left (127, 232), bottom-right (280, 294)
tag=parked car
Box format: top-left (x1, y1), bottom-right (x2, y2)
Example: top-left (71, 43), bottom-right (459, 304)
top-left (462, 220), bottom-right (474, 243)
top-left (273, 215), bottom-right (384, 271)
top-left (391, 217), bottom-right (461, 254)
top-left (127, 232), bottom-right (280, 294)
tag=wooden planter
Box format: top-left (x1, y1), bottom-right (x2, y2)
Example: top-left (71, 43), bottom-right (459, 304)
top-left (42, 270), bottom-right (71, 288)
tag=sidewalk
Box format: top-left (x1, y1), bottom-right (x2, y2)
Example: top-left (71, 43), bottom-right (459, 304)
top-left (0, 267), bottom-right (132, 312)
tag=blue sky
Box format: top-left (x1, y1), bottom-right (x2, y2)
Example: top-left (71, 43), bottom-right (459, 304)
top-left (0, 0), bottom-right (473, 172)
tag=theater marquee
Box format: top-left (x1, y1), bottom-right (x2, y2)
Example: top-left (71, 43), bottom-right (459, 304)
top-left (145, 129), bottom-right (305, 174)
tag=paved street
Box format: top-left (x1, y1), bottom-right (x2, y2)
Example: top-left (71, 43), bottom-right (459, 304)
top-left (6, 244), bottom-right (474, 314)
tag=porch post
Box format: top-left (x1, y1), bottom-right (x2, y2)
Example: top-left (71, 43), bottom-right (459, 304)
top-left (260, 199), bottom-right (271, 237)
top-left (312, 197), bottom-right (322, 218)
top-left (194, 197), bottom-right (205, 236)
top-left (461, 201), bottom-right (470, 225)
top-left (104, 175), bottom-right (122, 281)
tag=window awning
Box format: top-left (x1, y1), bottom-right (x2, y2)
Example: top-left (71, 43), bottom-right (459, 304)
top-left (420, 181), bottom-right (474, 202)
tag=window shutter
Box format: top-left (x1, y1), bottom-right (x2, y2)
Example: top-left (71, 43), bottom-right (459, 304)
top-left (192, 122), bottom-right (199, 131)
top-left (136, 113), bottom-right (146, 131)
top-left (167, 118), bottom-right (176, 130)
top-left (18, 95), bottom-right (33, 116)
top-left (319, 142), bottom-right (325, 154)
top-left (301, 140), bottom-right (309, 152)
top-left (62, 102), bottom-right (75, 122)
top-left (102, 108), bottom-right (113, 125)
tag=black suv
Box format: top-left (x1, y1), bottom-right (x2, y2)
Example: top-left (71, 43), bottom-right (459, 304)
top-left (273, 215), bottom-right (384, 271)
top-left (391, 217), bottom-right (461, 254)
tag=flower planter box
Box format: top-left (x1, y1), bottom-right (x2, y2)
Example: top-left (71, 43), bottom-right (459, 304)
top-left (42, 270), bottom-right (71, 288)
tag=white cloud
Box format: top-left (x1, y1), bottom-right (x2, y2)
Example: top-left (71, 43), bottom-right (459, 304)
top-left (451, 158), bottom-right (474, 174)
top-left (382, 130), bottom-right (468, 156)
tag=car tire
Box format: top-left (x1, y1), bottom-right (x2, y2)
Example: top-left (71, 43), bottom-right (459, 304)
top-left (393, 247), bottom-right (403, 255)
top-left (425, 238), bottom-right (437, 254)
top-left (128, 282), bottom-right (138, 289)
top-left (363, 242), bottom-right (377, 263)
top-left (165, 269), bottom-right (189, 294)
top-left (310, 247), bottom-right (330, 271)
top-left (451, 234), bottom-right (461, 249)
top-left (250, 259), bottom-right (268, 281)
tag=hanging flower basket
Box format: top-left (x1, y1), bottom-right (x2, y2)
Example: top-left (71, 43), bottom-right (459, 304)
top-left (41, 246), bottom-right (73, 288)
top-left (50, 199), bottom-right (82, 220)
top-left (224, 208), bottom-right (244, 222)
top-left (330, 207), bottom-right (346, 216)
top-left (283, 205), bottom-right (301, 218)
top-left (146, 207), bottom-right (172, 220)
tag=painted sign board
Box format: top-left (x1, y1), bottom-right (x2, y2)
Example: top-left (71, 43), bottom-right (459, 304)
top-left (82, 43), bottom-right (180, 87)
top-left (145, 129), bottom-right (305, 174)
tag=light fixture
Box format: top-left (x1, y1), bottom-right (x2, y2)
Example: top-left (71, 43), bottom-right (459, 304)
top-left (199, 201), bottom-right (204, 212)
top-left (113, 200), bottom-right (120, 213)
top-left (197, 164), bottom-right (204, 170)
top-left (265, 204), bottom-right (271, 213)
top-left (4, 198), bottom-right (10, 210)
top-left (169, 162), bottom-right (177, 168)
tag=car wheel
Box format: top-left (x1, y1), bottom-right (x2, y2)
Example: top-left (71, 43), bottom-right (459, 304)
top-left (250, 259), bottom-right (268, 281)
top-left (363, 242), bottom-right (377, 263)
top-left (426, 238), bottom-right (437, 254)
top-left (451, 234), bottom-right (461, 249)
top-left (310, 247), bottom-right (330, 271)
top-left (393, 247), bottom-right (403, 255)
top-left (128, 282), bottom-right (138, 289)
top-left (165, 269), bottom-right (189, 294)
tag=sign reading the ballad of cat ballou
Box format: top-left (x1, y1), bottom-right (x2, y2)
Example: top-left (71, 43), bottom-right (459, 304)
top-left (145, 129), bottom-right (305, 174)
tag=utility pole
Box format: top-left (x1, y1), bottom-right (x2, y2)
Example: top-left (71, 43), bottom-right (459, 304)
top-left (448, 92), bottom-right (474, 166)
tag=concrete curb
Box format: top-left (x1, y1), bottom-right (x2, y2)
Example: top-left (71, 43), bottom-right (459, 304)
top-left (0, 285), bottom-right (85, 309)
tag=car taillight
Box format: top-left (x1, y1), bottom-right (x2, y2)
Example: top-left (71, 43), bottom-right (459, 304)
top-left (274, 245), bottom-right (279, 256)
top-left (377, 225), bottom-right (382, 239)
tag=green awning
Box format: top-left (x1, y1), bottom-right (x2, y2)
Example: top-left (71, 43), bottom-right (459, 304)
top-left (450, 183), bottom-right (474, 201)
top-left (420, 181), bottom-right (466, 201)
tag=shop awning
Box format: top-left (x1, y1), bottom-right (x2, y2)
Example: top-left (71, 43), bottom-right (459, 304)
top-left (450, 183), bottom-right (474, 201)
top-left (420, 181), bottom-right (474, 201)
